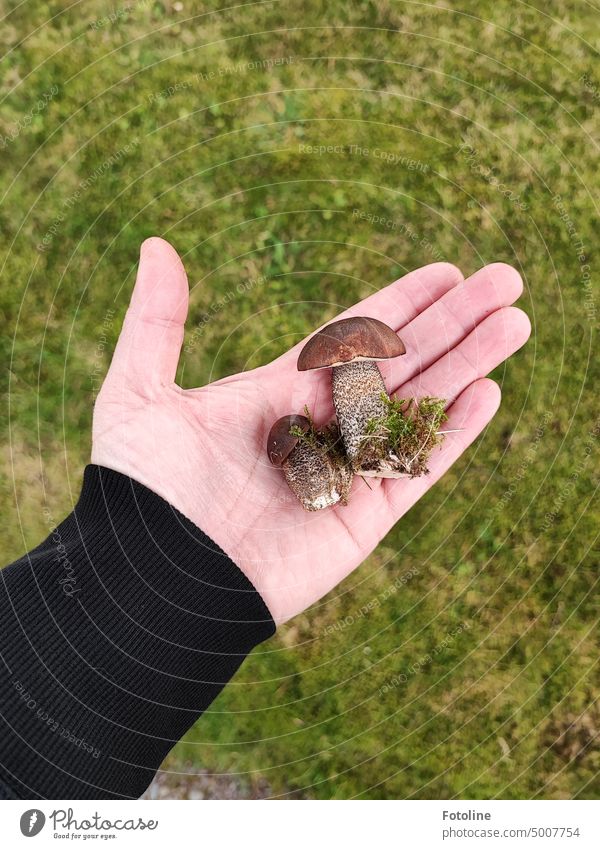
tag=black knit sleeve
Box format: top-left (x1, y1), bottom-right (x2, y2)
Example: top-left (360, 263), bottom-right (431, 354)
top-left (0, 465), bottom-right (276, 800)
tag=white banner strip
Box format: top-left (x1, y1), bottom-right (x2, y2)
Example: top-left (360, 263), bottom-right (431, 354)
top-left (1, 799), bottom-right (598, 848)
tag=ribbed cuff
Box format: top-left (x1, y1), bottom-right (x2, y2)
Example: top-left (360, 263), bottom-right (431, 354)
top-left (0, 465), bottom-right (275, 799)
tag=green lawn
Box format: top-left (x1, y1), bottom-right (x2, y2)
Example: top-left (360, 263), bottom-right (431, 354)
top-left (1, 1), bottom-right (597, 799)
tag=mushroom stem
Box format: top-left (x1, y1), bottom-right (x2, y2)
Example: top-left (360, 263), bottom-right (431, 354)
top-left (282, 440), bottom-right (352, 511)
top-left (332, 360), bottom-right (389, 463)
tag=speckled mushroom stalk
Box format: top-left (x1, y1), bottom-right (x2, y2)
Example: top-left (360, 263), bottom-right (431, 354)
top-left (267, 415), bottom-right (353, 511)
top-left (297, 316), bottom-right (407, 478)
top-left (331, 360), bottom-right (389, 461)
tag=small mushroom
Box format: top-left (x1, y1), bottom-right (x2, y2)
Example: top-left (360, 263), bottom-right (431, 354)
top-left (267, 414), bottom-right (353, 511)
top-left (297, 316), bottom-right (407, 477)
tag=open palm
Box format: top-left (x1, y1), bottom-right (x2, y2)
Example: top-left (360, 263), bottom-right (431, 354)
top-left (92, 237), bottom-right (530, 623)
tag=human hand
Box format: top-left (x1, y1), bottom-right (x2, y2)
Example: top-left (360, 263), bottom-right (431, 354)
top-left (92, 238), bottom-right (530, 623)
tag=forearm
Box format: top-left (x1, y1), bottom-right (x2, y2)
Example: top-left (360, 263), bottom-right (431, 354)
top-left (0, 466), bottom-right (275, 799)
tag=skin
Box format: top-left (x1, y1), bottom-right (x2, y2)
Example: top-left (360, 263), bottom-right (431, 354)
top-left (92, 237), bottom-right (531, 624)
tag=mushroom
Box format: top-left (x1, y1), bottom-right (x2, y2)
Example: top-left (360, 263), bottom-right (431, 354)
top-left (267, 414), bottom-right (353, 511)
top-left (297, 316), bottom-right (407, 477)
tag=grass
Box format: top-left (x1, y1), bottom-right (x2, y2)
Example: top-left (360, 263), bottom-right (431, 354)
top-left (1, 0), bottom-right (598, 799)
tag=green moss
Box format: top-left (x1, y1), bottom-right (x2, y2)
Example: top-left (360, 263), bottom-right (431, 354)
top-left (357, 394), bottom-right (448, 476)
top-left (290, 405), bottom-right (351, 471)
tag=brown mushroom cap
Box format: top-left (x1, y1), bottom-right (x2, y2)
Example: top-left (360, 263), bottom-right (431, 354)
top-left (297, 316), bottom-right (405, 371)
top-left (267, 414), bottom-right (310, 466)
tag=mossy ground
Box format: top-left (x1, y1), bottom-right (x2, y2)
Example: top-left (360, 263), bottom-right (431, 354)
top-left (1, 1), bottom-right (597, 799)
top-left (357, 394), bottom-right (448, 477)
top-left (290, 406), bottom-right (349, 471)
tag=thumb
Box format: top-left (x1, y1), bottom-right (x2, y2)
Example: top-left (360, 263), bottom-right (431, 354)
top-left (108, 237), bottom-right (189, 388)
